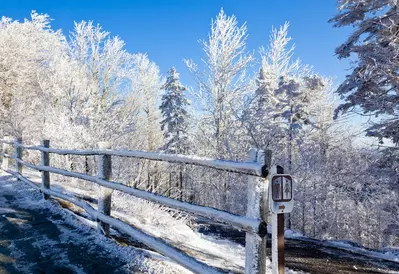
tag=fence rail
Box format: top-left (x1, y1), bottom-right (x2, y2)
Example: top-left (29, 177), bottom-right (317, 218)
top-left (0, 137), bottom-right (272, 274)
top-left (16, 143), bottom-right (265, 176)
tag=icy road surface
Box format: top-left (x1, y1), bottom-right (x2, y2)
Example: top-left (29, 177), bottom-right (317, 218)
top-left (0, 175), bottom-right (185, 274)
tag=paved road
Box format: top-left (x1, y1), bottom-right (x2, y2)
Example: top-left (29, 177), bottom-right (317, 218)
top-left (0, 175), bottom-right (142, 274)
top-left (197, 220), bottom-right (399, 274)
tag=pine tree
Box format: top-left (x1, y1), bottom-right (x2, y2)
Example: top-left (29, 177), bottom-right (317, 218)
top-left (160, 67), bottom-right (190, 154)
top-left (273, 75), bottom-right (325, 170)
top-left (242, 66), bottom-right (282, 150)
top-left (330, 1), bottom-right (399, 219)
top-left (330, 0), bottom-right (399, 145)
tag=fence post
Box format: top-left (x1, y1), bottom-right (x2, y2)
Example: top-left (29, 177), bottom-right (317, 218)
top-left (15, 137), bottom-right (22, 174)
top-left (245, 148), bottom-right (272, 274)
top-left (97, 141), bottom-right (113, 236)
top-left (41, 140), bottom-right (50, 199)
top-left (1, 136), bottom-right (13, 171)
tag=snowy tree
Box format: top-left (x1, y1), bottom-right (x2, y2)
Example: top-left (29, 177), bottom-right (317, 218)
top-left (69, 20), bottom-right (130, 111)
top-left (241, 65), bottom-right (283, 151)
top-left (0, 11), bottom-right (65, 137)
top-left (160, 67), bottom-right (190, 154)
top-left (245, 23), bottom-right (328, 171)
top-left (185, 9), bottom-right (253, 209)
top-left (244, 23), bottom-right (331, 229)
top-left (185, 8), bottom-right (253, 159)
top-left (128, 53), bottom-right (163, 152)
top-left (126, 53), bottom-right (164, 192)
top-left (330, 0), bottom-right (399, 244)
top-left (1, 8), bottom-right (397, 249)
top-left (159, 67), bottom-right (190, 199)
top-left (330, 1), bottom-right (399, 145)
top-left (274, 75), bottom-right (326, 172)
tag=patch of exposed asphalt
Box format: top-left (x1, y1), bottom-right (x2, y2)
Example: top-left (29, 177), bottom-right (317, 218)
top-left (197, 220), bottom-right (399, 274)
top-left (0, 178), bottom-right (138, 274)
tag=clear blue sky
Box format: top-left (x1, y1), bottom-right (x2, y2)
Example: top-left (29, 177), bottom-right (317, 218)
top-left (1, 0), bottom-right (352, 87)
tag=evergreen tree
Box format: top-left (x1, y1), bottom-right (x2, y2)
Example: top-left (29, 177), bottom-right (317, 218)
top-left (330, 1), bottom-right (399, 221)
top-left (242, 66), bottom-right (282, 150)
top-left (330, 0), bottom-right (399, 145)
top-left (160, 67), bottom-right (190, 154)
top-left (273, 75), bottom-right (325, 171)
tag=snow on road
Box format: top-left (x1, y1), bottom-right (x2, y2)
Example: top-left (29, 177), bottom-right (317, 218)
top-left (3, 168), bottom-right (399, 274)
top-left (0, 169), bottom-right (306, 273)
top-left (24, 169), bottom-right (308, 273)
top-left (0, 174), bottom-right (189, 273)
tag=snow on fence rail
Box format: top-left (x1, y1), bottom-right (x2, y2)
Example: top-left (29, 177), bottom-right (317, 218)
top-left (0, 137), bottom-right (272, 274)
top-left (17, 143), bottom-right (265, 177)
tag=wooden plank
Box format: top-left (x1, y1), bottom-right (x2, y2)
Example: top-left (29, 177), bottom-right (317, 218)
top-left (278, 214), bottom-right (285, 273)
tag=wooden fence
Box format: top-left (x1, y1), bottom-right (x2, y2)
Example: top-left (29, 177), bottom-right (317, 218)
top-left (0, 136), bottom-right (272, 274)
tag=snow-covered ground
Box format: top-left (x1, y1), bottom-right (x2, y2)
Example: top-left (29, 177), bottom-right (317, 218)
top-left (3, 168), bottom-right (305, 273)
top-left (0, 173), bottom-right (191, 273)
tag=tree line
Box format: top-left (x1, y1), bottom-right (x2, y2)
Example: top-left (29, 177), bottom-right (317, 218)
top-left (0, 4), bottom-right (397, 249)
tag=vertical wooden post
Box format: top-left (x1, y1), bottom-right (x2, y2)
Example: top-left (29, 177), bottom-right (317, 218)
top-left (1, 136), bottom-right (12, 171)
top-left (41, 140), bottom-right (50, 199)
top-left (245, 148), bottom-right (272, 274)
top-left (97, 141), bottom-right (113, 236)
top-left (278, 214), bottom-right (285, 273)
top-left (272, 165), bottom-right (285, 274)
top-left (15, 137), bottom-right (22, 174)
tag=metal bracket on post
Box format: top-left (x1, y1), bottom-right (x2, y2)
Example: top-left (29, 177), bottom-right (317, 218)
top-left (97, 141), bottom-right (113, 237)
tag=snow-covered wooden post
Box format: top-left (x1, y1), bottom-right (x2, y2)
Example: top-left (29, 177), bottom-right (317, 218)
top-left (97, 141), bottom-right (113, 236)
top-left (245, 148), bottom-right (272, 274)
top-left (15, 137), bottom-right (22, 174)
top-left (1, 136), bottom-right (13, 171)
top-left (41, 140), bottom-right (51, 199)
